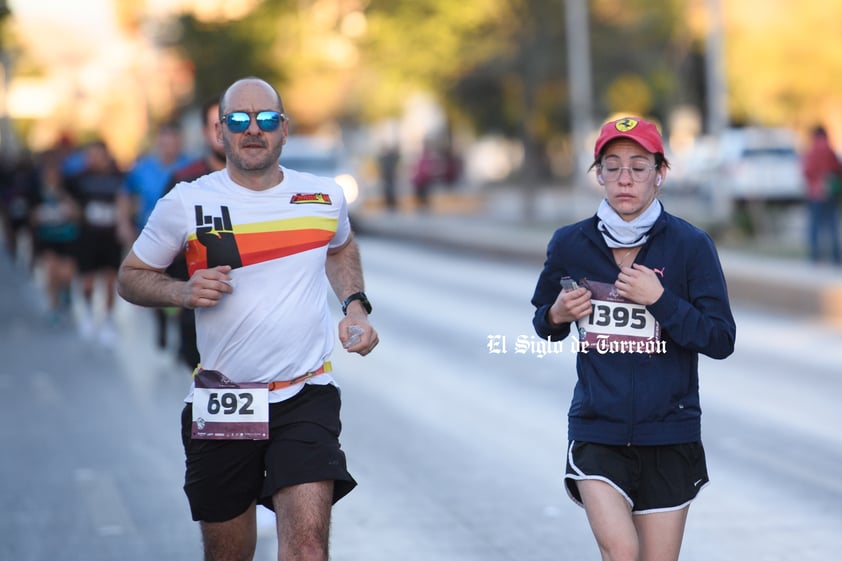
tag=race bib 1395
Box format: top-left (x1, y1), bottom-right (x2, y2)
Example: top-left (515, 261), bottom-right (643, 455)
top-left (577, 279), bottom-right (662, 353)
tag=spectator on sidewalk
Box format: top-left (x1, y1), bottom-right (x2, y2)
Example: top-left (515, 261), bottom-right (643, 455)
top-left (377, 145), bottom-right (400, 211)
top-left (801, 125), bottom-right (842, 265)
top-left (410, 140), bottom-right (461, 210)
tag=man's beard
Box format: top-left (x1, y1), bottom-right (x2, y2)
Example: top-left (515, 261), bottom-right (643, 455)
top-left (224, 136), bottom-right (281, 172)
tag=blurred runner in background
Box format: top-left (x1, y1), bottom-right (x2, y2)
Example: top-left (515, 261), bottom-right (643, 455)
top-left (30, 149), bottom-right (80, 326)
top-left (67, 141), bottom-right (128, 346)
top-left (161, 96), bottom-right (226, 369)
top-left (123, 122), bottom-right (191, 349)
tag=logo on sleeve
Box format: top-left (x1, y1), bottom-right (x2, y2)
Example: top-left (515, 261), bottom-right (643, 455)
top-left (290, 193), bottom-right (332, 205)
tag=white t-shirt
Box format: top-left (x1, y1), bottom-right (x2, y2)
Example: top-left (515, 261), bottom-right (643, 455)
top-left (132, 167), bottom-right (351, 402)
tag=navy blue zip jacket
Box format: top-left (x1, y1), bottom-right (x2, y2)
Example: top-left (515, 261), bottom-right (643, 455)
top-left (531, 206), bottom-right (736, 446)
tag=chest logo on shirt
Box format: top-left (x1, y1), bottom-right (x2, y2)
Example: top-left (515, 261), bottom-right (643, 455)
top-left (290, 193), bottom-right (332, 205)
top-left (194, 205), bottom-right (243, 269)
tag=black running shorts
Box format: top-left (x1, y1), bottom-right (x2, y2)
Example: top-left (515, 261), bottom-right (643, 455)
top-left (180, 384), bottom-right (356, 523)
top-left (75, 227), bottom-right (122, 273)
top-left (564, 440), bottom-right (709, 514)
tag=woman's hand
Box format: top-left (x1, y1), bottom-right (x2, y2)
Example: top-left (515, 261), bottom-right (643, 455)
top-left (547, 286), bottom-right (593, 326)
top-left (615, 263), bottom-right (664, 306)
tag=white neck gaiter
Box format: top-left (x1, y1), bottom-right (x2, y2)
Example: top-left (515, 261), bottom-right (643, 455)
top-left (596, 198), bottom-right (662, 248)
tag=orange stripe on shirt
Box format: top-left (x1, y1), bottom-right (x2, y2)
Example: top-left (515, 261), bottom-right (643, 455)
top-left (186, 227), bottom-right (335, 274)
top-left (237, 228), bottom-right (335, 266)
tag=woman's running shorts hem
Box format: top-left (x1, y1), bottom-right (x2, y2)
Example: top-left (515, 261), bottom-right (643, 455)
top-left (564, 439), bottom-right (709, 514)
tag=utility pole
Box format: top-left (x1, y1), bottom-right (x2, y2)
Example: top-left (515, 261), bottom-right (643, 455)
top-left (564, 0), bottom-right (594, 187)
top-left (704, 0), bottom-right (728, 136)
top-left (563, 0), bottom-right (595, 222)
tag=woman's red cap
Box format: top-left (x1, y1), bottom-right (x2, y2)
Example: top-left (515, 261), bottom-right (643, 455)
top-left (594, 117), bottom-right (664, 159)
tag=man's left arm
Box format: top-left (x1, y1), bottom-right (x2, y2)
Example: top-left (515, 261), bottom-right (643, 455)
top-left (326, 232), bottom-right (378, 355)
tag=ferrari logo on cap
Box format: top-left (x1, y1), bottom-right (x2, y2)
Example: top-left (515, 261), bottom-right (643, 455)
top-left (615, 118), bottom-right (639, 132)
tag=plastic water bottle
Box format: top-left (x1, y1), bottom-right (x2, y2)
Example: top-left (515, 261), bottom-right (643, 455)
top-left (344, 325), bottom-right (364, 348)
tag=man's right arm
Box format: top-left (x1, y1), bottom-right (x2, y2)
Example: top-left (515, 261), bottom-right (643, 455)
top-left (117, 250), bottom-right (234, 309)
top-left (117, 250), bottom-right (185, 308)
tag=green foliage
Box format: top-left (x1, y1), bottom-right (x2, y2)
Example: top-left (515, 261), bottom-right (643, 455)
top-left (351, 0), bottom-right (505, 119)
top-left (171, 0), bottom-right (291, 107)
top-left (170, 0), bottom-right (693, 145)
top-left (725, 1), bottom-right (842, 127)
top-left (588, 0), bottom-right (690, 121)
top-left (357, 0), bottom-right (689, 140)
top-left (163, 0), bottom-right (734, 179)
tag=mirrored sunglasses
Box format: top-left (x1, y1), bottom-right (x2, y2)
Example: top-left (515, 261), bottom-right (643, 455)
top-left (223, 111), bottom-right (285, 133)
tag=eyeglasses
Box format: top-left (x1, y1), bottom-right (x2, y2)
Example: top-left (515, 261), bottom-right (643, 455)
top-left (222, 111), bottom-right (286, 133)
top-left (599, 163), bottom-right (656, 183)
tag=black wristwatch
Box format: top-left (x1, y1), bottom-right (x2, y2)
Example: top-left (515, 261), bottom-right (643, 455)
top-left (342, 291), bottom-right (372, 315)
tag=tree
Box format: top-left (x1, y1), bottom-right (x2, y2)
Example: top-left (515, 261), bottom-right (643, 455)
top-left (723, 1), bottom-right (842, 131)
top-left (168, 0), bottom-right (290, 110)
top-left (357, 0), bottom-right (566, 181)
top-left (355, 0), bottom-right (691, 182)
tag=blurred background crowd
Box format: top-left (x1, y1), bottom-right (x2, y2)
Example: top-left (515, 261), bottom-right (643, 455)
top-left (2, 0), bottom-right (842, 341)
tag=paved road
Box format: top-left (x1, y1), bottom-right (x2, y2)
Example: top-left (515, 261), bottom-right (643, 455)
top-left (0, 251), bottom-right (203, 560)
top-left (2, 236), bottom-right (841, 560)
top-left (330, 237), bottom-right (842, 561)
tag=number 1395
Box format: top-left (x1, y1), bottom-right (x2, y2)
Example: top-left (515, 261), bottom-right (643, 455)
top-left (588, 303), bottom-right (647, 330)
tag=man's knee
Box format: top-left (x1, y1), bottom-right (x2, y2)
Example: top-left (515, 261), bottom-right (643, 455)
top-left (199, 504), bottom-right (257, 561)
top-left (277, 503), bottom-right (331, 561)
top-left (274, 482), bottom-right (333, 561)
top-left (201, 532), bottom-right (257, 561)
top-left (283, 536), bottom-right (328, 561)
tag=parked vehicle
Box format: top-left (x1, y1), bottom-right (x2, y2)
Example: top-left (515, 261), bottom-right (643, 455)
top-left (280, 135), bottom-right (360, 205)
top-left (674, 127), bottom-right (804, 201)
top-left (670, 127), bottom-right (806, 233)
top-left (717, 127), bottom-right (805, 202)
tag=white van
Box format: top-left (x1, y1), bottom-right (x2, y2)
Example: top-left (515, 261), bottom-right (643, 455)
top-left (716, 127), bottom-right (805, 202)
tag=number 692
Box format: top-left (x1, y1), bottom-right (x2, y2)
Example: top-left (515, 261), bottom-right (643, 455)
top-left (206, 392), bottom-right (255, 415)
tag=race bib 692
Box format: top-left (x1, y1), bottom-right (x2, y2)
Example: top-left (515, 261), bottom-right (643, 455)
top-left (192, 370), bottom-right (269, 440)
